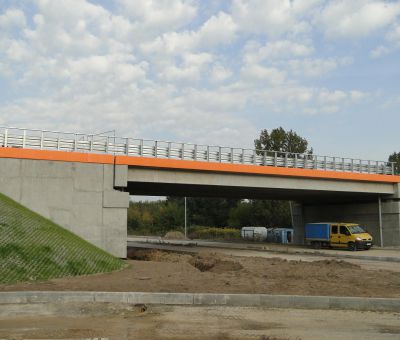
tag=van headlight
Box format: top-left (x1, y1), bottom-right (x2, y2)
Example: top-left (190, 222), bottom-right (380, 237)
top-left (355, 237), bottom-right (362, 241)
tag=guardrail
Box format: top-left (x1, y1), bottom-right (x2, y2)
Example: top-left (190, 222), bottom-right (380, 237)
top-left (0, 126), bottom-right (395, 175)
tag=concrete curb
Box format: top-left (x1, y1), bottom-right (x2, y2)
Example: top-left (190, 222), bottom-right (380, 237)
top-left (128, 237), bottom-right (400, 263)
top-left (1, 292), bottom-right (399, 312)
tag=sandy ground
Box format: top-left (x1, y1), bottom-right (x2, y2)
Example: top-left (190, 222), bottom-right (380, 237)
top-left (1, 248), bottom-right (400, 298)
top-left (0, 302), bottom-right (399, 339)
top-left (128, 242), bottom-right (400, 272)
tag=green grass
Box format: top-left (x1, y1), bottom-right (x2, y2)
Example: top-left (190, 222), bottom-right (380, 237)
top-left (0, 192), bottom-right (126, 284)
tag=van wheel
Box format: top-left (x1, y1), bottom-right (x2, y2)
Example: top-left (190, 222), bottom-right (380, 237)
top-left (348, 242), bottom-right (356, 251)
top-left (312, 241), bottom-right (321, 249)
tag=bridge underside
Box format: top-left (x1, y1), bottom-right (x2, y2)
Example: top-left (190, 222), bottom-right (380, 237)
top-left (127, 167), bottom-right (400, 246)
top-left (128, 181), bottom-right (385, 204)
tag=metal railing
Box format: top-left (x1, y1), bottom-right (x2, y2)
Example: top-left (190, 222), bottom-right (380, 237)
top-left (0, 126), bottom-right (395, 175)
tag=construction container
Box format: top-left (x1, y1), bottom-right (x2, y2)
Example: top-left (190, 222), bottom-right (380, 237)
top-left (266, 228), bottom-right (294, 244)
top-left (241, 226), bottom-right (268, 241)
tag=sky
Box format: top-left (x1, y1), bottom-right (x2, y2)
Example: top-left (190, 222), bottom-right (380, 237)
top-left (0, 0), bottom-right (399, 162)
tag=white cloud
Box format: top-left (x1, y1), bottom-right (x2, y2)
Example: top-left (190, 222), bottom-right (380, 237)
top-left (140, 11), bottom-right (237, 56)
top-left (370, 22), bottom-right (400, 58)
top-left (117, 0), bottom-right (197, 35)
top-left (243, 39), bottom-right (314, 67)
top-left (196, 11), bottom-right (237, 48)
top-left (0, 8), bottom-right (26, 30)
top-left (288, 57), bottom-right (352, 77)
top-left (241, 64), bottom-right (286, 85)
top-left (210, 64), bottom-right (233, 83)
top-left (160, 53), bottom-right (214, 82)
top-left (318, 0), bottom-right (400, 39)
top-left (231, 0), bottom-right (320, 37)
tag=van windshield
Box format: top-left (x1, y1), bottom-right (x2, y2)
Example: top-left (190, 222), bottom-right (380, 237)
top-left (348, 225), bottom-right (366, 234)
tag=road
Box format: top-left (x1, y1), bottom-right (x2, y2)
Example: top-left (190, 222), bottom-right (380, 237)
top-left (1, 302), bottom-right (399, 339)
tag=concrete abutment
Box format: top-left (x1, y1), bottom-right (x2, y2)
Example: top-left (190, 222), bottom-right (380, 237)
top-left (0, 158), bottom-right (129, 258)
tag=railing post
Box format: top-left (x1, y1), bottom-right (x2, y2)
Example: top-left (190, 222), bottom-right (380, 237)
top-left (195, 145), bottom-right (198, 161)
top-left (207, 146), bottom-right (210, 162)
top-left (285, 152), bottom-right (288, 167)
top-left (324, 156), bottom-right (327, 170)
top-left (22, 130), bottom-right (26, 148)
top-left (253, 150), bottom-right (256, 164)
top-left (392, 162), bottom-right (395, 175)
top-left (351, 159), bottom-right (354, 172)
top-left (40, 131), bottom-right (44, 150)
top-left (230, 148), bottom-right (233, 163)
top-left (242, 149), bottom-right (244, 164)
top-left (304, 153), bottom-right (307, 169)
top-left (274, 151), bottom-right (277, 167)
top-left (263, 150), bottom-right (266, 166)
top-left (314, 155), bottom-right (317, 169)
top-left (105, 136), bottom-right (109, 153)
top-left (368, 160), bottom-right (371, 174)
top-left (168, 142), bottom-right (171, 158)
top-left (139, 139), bottom-right (143, 156)
top-left (333, 157), bottom-right (336, 171)
top-left (182, 143), bottom-right (185, 160)
top-left (342, 158), bottom-right (345, 171)
top-left (125, 138), bottom-right (129, 155)
top-left (57, 134), bottom-right (61, 151)
top-left (219, 146), bottom-right (222, 163)
top-left (154, 141), bottom-right (158, 158)
top-left (3, 129), bottom-right (7, 147)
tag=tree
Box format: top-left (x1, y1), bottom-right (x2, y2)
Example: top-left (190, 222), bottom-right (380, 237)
top-left (167, 197), bottom-right (240, 227)
top-left (251, 127), bottom-right (313, 227)
top-left (389, 152), bottom-right (400, 175)
top-left (254, 127), bottom-right (312, 156)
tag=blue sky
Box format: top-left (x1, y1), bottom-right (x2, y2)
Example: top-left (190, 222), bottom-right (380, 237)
top-left (0, 0), bottom-right (399, 161)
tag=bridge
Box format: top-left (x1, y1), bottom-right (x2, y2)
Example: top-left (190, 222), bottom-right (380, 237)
top-left (0, 126), bottom-right (399, 257)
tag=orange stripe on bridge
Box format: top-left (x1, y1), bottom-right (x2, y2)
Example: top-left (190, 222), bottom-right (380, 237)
top-left (1, 147), bottom-right (399, 184)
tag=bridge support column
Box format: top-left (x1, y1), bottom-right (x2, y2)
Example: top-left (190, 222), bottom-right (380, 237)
top-left (0, 158), bottom-right (129, 257)
top-left (291, 201), bottom-right (305, 245)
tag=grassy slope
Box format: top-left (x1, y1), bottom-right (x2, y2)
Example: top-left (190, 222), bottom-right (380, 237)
top-left (0, 192), bottom-right (125, 284)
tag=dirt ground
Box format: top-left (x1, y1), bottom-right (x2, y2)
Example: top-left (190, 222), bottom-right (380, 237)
top-left (1, 302), bottom-right (400, 339)
top-left (1, 248), bottom-right (400, 298)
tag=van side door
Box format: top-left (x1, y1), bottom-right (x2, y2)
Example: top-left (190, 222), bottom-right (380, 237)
top-left (330, 224), bottom-right (340, 246)
top-left (339, 225), bottom-right (350, 246)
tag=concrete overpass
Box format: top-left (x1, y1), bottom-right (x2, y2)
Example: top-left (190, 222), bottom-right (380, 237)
top-left (0, 126), bottom-right (399, 257)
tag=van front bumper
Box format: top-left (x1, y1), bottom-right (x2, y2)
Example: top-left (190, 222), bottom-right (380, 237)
top-left (355, 240), bottom-right (373, 248)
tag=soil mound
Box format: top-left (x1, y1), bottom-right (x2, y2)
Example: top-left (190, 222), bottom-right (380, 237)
top-left (164, 231), bottom-right (187, 240)
top-left (127, 248), bottom-right (191, 263)
top-left (313, 259), bottom-right (361, 269)
top-left (189, 255), bottom-right (243, 273)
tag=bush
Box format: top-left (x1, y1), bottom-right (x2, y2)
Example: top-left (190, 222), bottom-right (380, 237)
top-left (188, 226), bottom-right (241, 240)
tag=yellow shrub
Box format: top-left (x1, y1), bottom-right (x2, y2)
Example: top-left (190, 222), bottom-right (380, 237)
top-left (189, 226), bottom-right (240, 240)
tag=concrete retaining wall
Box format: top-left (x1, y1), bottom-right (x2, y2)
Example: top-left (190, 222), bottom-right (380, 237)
top-left (1, 291), bottom-right (399, 312)
top-left (0, 158), bottom-right (129, 257)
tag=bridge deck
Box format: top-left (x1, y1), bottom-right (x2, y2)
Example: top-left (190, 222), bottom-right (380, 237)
top-left (0, 147), bottom-right (399, 184)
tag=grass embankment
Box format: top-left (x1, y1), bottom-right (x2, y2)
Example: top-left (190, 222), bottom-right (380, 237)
top-left (0, 193), bottom-right (125, 284)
